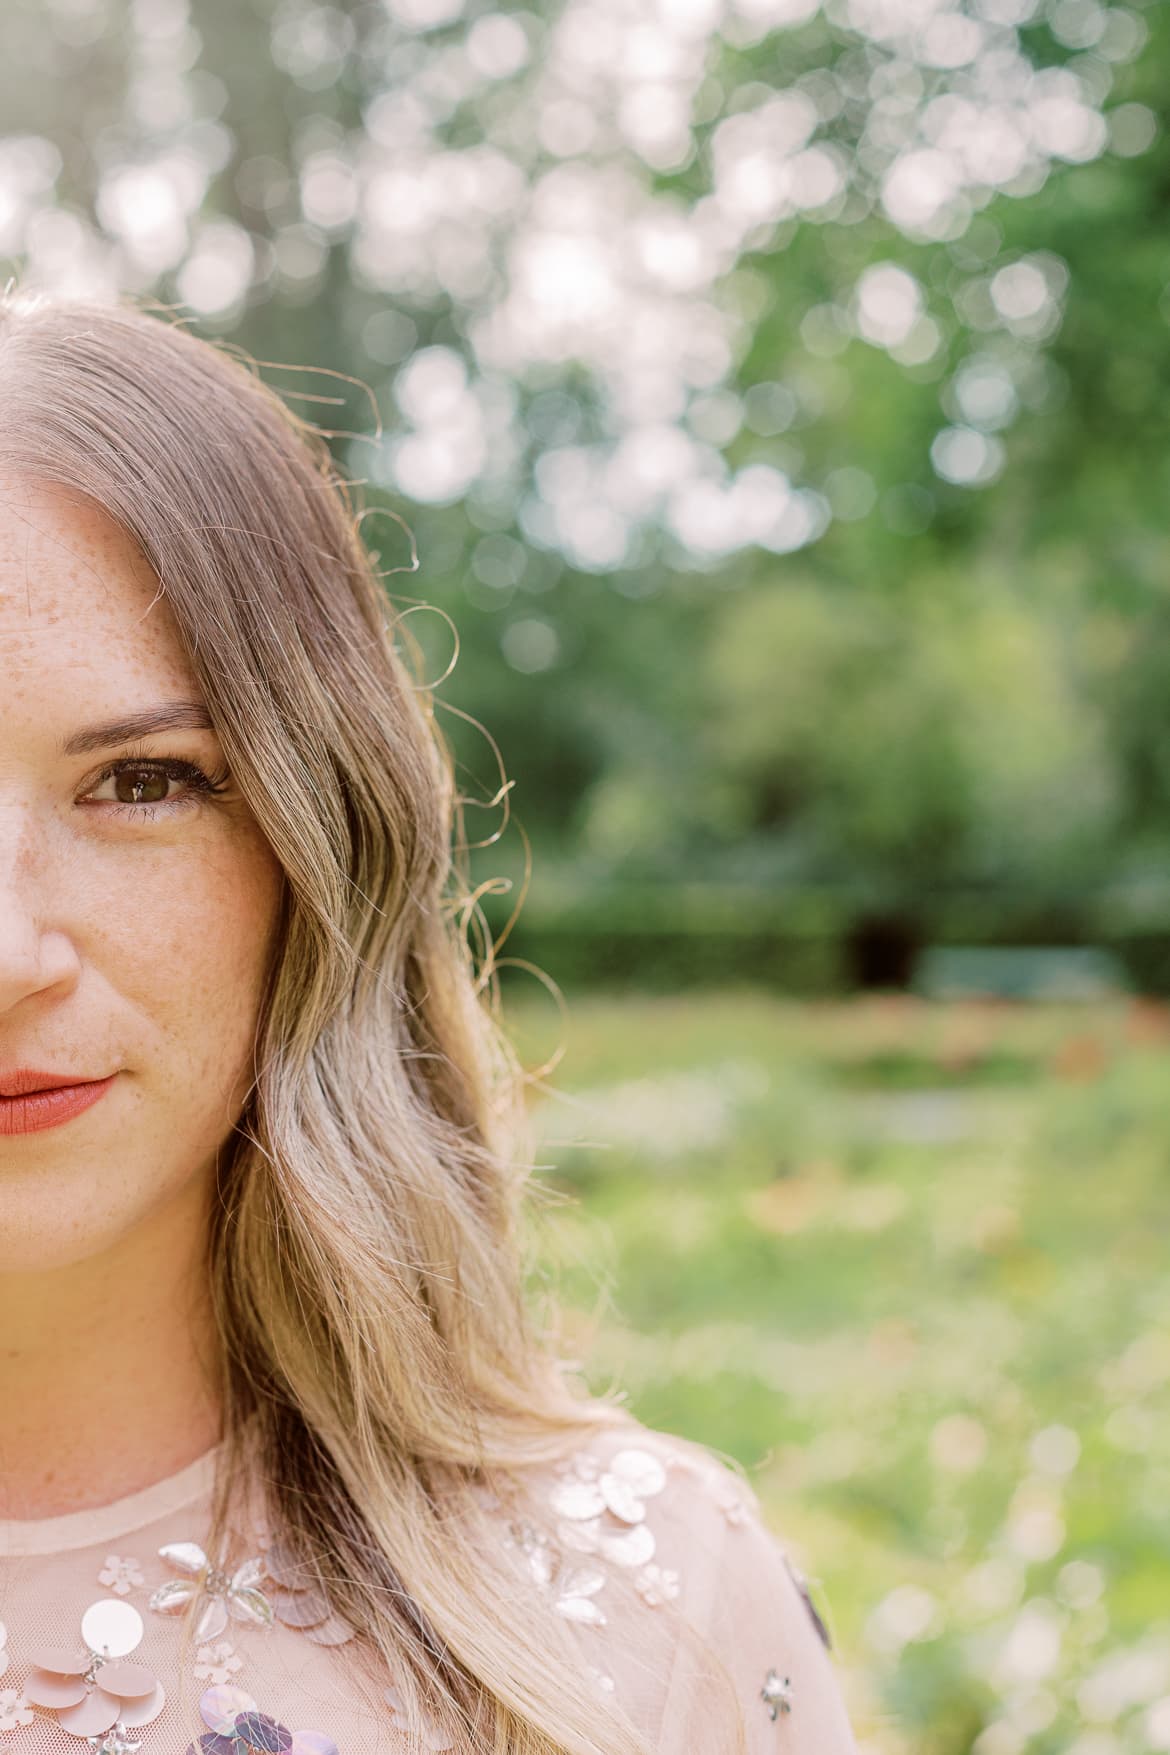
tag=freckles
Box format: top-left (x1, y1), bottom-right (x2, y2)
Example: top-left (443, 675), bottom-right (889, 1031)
top-left (166, 844), bottom-right (280, 1017)
top-left (105, 854), bottom-right (269, 1012)
top-left (211, 833), bottom-right (284, 958)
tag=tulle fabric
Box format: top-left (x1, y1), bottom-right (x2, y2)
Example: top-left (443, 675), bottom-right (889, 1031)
top-left (0, 1424), bottom-right (857, 1753)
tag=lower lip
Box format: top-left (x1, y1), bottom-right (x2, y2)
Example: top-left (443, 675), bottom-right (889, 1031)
top-left (0, 1075), bottom-right (118, 1137)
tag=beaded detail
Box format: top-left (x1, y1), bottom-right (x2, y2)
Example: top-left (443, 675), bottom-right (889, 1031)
top-left (149, 1545), bottom-right (272, 1644)
top-left (504, 1439), bottom-right (769, 1635)
top-left (242, 1520), bottom-right (355, 1647)
top-left (0, 1540), bottom-right (355, 1749)
top-left (760, 1667), bottom-right (793, 1720)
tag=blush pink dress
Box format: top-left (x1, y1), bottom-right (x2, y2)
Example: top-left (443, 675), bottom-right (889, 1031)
top-left (0, 1423), bottom-right (858, 1753)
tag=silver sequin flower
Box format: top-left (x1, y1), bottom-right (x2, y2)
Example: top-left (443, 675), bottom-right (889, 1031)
top-left (149, 1542), bottom-right (273, 1642)
top-left (761, 1667), bottom-right (793, 1720)
top-left (86, 1727), bottom-right (142, 1755)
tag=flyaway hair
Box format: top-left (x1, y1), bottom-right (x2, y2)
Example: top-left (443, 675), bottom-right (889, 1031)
top-left (0, 290), bottom-right (688, 1755)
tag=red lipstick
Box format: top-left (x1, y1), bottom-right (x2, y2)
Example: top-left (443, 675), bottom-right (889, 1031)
top-left (0, 1072), bottom-right (117, 1136)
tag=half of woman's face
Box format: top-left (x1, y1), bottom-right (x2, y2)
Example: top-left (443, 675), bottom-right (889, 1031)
top-left (0, 474), bottom-right (285, 1271)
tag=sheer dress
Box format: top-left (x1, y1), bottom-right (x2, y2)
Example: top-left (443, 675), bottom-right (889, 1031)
top-left (0, 1423), bottom-right (858, 1754)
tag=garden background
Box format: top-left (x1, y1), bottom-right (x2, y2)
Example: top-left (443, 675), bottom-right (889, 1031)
top-left (2, 0), bottom-right (1169, 1748)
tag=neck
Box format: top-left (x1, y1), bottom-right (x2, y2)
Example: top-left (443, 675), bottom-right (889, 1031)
top-left (0, 1167), bottom-right (222, 1519)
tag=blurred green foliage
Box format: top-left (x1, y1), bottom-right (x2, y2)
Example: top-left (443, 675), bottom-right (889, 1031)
top-left (2, 0), bottom-right (1168, 969)
top-left (514, 990), bottom-right (1170, 1754)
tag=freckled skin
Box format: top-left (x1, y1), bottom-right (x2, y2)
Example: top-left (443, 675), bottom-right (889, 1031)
top-left (0, 474), bottom-right (286, 1514)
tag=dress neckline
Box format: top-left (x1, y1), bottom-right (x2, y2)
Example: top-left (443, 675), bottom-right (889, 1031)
top-left (0, 1442), bottom-right (220, 1557)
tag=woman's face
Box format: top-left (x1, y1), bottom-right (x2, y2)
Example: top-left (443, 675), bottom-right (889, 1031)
top-left (0, 474), bottom-right (285, 1272)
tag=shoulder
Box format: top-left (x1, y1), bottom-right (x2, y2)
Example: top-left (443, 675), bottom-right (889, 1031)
top-left (489, 1421), bottom-right (857, 1753)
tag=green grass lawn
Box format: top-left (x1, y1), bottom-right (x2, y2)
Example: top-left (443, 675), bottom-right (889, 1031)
top-left (505, 990), bottom-right (1170, 1755)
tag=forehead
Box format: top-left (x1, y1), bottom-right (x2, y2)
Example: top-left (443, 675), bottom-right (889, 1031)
top-left (0, 474), bottom-right (193, 693)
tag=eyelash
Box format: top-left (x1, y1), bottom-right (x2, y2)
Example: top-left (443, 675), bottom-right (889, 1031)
top-left (86, 757), bottom-right (233, 822)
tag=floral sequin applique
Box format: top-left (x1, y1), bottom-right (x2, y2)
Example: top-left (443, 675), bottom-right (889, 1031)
top-left (0, 1689), bottom-right (33, 1733)
top-left (187, 1682), bottom-right (338, 1754)
top-left (193, 1642), bottom-right (244, 1685)
top-left (23, 1597), bottom-right (166, 1742)
top-left (506, 1445), bottom-right (680, 1629)
top-left (760, 1667), bottom-right (793, 1720)
top-left (257, 1543), bottom-right (355, 1649)
top-left (633, 1563), bottom-right (680, 1607)
top-left (150, 1544), bottom-right (273, 1643)
top-left (98, 1558), bottom-right (146, 1598)
top-left (238, 1518), bottom-right (356, 1650)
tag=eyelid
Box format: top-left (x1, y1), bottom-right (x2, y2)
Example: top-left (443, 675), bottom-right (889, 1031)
top-left (82, 753), bottom-right (230, 814)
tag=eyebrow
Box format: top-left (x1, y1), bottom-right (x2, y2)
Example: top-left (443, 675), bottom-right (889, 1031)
top-left (60, 701), bottom-right (216, 757)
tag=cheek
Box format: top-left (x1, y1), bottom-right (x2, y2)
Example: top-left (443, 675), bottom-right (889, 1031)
top-left (109, 827), bottom-right (285, 1116)
top-left (0, 829), bottom-right (285, 1272)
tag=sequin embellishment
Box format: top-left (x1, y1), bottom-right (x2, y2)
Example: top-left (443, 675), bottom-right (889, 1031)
top-left (507, 1446), bottom-right (675, 1625)
top-left (87, 1726), bottom-right (143, 1754)
top-left (258, 1543), bottom-right (355, 1648)
top-left (150, 1544), bottom-right (273, 1643)
top-left (633, 1563), bottom-right (680, 1607)
top-left (98, 1558), bottom-right (146, 1598)
top-left (0, 1689), bottom-right (33, 1732)
top-left (550, 1453), bottom-right (677, 1614)
top-left (760, 1668), bottom-right (793, 1720)
top-left (193, 1643), bottom-right (244, 1685)
top-left (187, 1683), bottom-right (338, 1754)
top-left (23, 1598), bottom-right (166, 1741)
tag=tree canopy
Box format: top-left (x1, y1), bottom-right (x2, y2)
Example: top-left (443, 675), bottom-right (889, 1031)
top-left (2, 0), bottom-right (1167, 958)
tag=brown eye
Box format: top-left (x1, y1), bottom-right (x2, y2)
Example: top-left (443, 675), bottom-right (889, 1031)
top-left (113, 766), bottom-right (172, 806)
top-left (86, 756), bottom-right (229, 818)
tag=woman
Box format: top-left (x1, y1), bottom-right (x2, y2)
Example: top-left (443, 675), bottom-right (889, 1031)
top-left (0, 292), bottom-right (858, 1755)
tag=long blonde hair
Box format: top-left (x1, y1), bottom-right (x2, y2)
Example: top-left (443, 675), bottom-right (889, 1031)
top-left (0, 289), bottom-right (659, 1755)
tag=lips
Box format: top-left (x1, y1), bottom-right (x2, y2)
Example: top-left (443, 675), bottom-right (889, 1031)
top-left (0, 1074), bottom-right (118, 1136)
top-left (0, 1070), bottom-right (102, 1098)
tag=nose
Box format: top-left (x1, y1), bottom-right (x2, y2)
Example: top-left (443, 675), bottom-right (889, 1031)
top-left (0, 807), bottom-right (81, 1009)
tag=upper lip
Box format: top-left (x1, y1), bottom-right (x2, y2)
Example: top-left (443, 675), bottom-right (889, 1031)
top-left (0, 1070), bottom-right (109, 1097)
